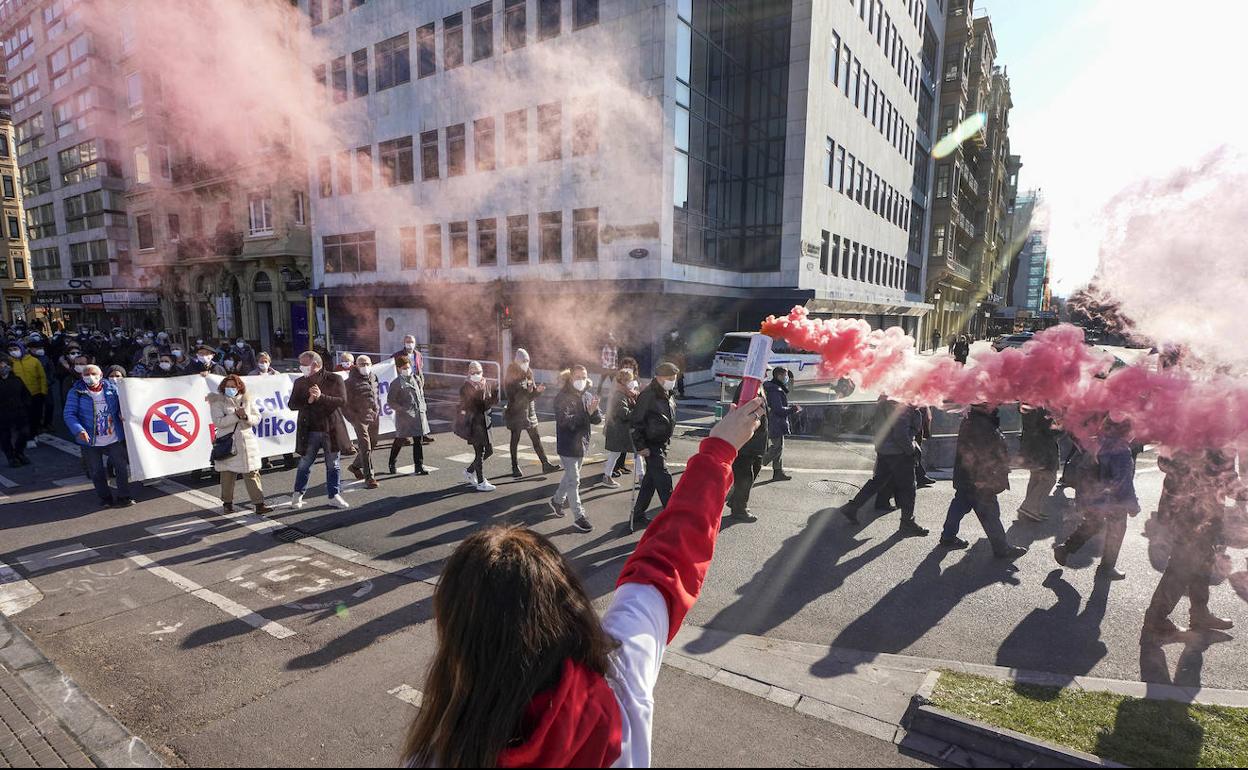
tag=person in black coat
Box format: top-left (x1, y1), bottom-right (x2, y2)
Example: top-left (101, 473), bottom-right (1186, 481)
top-left (503, 349), bottom-right (559, 478)
top-left (939, 404), bottom-right (1027, 559)
top-left (725, 380), bottom-right (769, 522)
top-left (951, 335), bottom-right (971, 365)
top-left (762, 367), bottom-right (801, 481)
top-left (837, 397), bottom-right (929, 536)
top-left (184, 344), bottom-right (227, 376)
top-left (289, 351), bottom-right (352, 510)
top-left (0, 358), bottom-right (32, 466)
top-left (549, 366), bottom-right (602, 532)
top-left (600, 369), bottom-right (639, 489)
top-left (1017, 405), bottom-right (1060, 522)
top-left (458, 361), bottom-right (499, 492)
top-left (628, 362), bottom-right (679, 529)
top-left (344, 356), bottom-right (381, 488)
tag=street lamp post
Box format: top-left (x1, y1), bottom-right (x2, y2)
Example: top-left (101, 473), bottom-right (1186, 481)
top-left (932, 288), bottom-right (943, 351)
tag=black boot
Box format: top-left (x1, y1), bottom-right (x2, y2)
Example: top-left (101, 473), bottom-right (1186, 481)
top-left (512, 465), bottom-right (523, 479)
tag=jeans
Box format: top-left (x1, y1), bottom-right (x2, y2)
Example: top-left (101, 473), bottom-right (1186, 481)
top-left (726, 454), bottom-right (763, 514)
top-left (1021, 468), bottom-right (1058, 514)
top-left (633, 449), bottom-right (673, 516)
top-left (294, 431), bottom-right (341, 497)
top-left (348, 421), bottom-right (376, 480)
top-left (83, 442), bottom-right (131, 503)
top-left (764, 435), bottom-right (786, 474)
top-left (941, 488), bottom-right (1010, 554)
top-left (468, 443), bottom-right (493, 484)
top-left (603, 450), bottom-right (639, 482)
top-left (554, 455), bottom-right (585, 518)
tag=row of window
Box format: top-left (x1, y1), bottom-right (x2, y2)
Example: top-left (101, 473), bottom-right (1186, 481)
top-left (20, 138), bottom-right (137, 202)
top-left (322, 208), bottom-right (600, 274)
top-left (819, 229), bottom-right (911, 291)
top-left (822, 137), bottom-right (913, 233)
top-left (0, 250), bottom-right (27, 281)
top-left (830, 31), bottom-right (917, 166)
top-left (307, 0), bottom-right (366, 26)
top-left (317, 100), bottom-right (597, 197)
top-left (23, 238), bottom-right (109, 279)
top-left (132, 190), bottom-right (309, 252)
top-left (30, 246), bottom-right (61, 280)
top-left (314, 0), bottom-right (600, 101)
top-left (24, 189), bottom-right (125, 241)
top-left (845, 0), bottom-right (923, 105)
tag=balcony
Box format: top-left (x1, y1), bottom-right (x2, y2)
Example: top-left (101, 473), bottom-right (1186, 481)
top-left (956, 159), bottom-right (979, 197)
top-left (951, 208), bottom-right (977, 239)
top-left (175, 230), bottom-right (244, 261)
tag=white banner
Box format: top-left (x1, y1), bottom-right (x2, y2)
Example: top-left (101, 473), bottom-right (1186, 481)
top-left (117, 361), bottom-right (399, 482)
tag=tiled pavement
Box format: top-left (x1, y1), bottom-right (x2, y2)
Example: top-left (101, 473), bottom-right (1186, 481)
top-left (0, 666), bottom-right (93, 768)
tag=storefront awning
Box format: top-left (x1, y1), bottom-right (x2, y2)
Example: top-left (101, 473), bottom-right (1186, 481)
top-left (805, 297), bottom-right (934, 318)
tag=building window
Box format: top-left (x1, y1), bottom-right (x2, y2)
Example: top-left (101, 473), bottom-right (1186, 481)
top-left (136, 213), bottom-right (154, 249)
top-left (314, 63), bottom-right (326, 99)
top-left (538, 0), bottom-right (560, 39)
top-left (474, 117), bottom-right (496, 171)
top-left (168, 213), bottom-right (181, 240)
top-left (504, 0), bottom-right (526, 50)
top-left (423, 224), bottom-right (442, 268)
top-left (537, 102), bottom-right (561, 161)
top-left (21, 158), bottom-right (52, 198)
top-left (400, 226), bottom-right (419, 269)
top-left (6, 216), bottom-right (20, 241)
top-left (573, 0), bottom-right (599, 29)
top-left (477, 218), bottom-right (497, 266)
top-left (133, 144), bottom-right (151, 184)
top-left (31, 247), bottom-right (61, 281)
top-left (248, 191), bottom-right (274, 235)
top-left (823, 138), bottom-right (833, 187)
top-left (416, 22), bottom-right (436, 78)
top-left (337, 150), bottom-right (353, 195)
top-left (1, 176), bottom-right (13, 199)
top-left (505, 109), bottom-right (527, 166)
top-left (293, 191), bottom-right (307, 226)
top-left (819, 230), bottom-right (830, 274)
top-left (444, 13), bottom-right (464, 69)
top-left (539, 210), bottom-right (562, 262)
top-left (328, 0), bottom-right (343, 18)
top-left (572, 99), bottom-right (598, 156)
top-left (932, 224), bottom-right (945, 257)
top-left (375, 33), bottom-right (410, 91)
top-left (380, 136), bottom-right (414, 185)
top-left (0, 254), bottom-right (7, 278)
top-left (352, 49), bottom-right (369, 97)
top-left (573, 207), bottom-right (598, 261)
top-left (449, 220), bottom-right (469, 265)
top-left (69, 240), bottom-right (109, 278)
top-left (322, 231), bottom-right (377, 273)
top-left (831, 234), bottom-right (841, 276)
top-left (355, 146), bottom-right (373, 191)
top-left (331, 55), bottom-right (348, 102)
top-left (125, 71), bottom-right (143, 118)
top-left (472, 2), bottom-right (493, 61)
top-left (446, 124), bottom-right (466, 177)
top-left (935, 164), bottom-right (950, 198)
top-left (0, 135), bottom-right (8, 158)
top-left (507, 214), bottom-right (529, 264)
top-left (318, 155), bottom-right (332, 197)
top-left (420, 130), bottom-right (439, 180)
top-left (834, 146), bottom-right (846, 193)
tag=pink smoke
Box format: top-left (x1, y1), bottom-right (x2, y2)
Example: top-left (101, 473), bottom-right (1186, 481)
top-left (761, 307), bottom-right (1248, 451)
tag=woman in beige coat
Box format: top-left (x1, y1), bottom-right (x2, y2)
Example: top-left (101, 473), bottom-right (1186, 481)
top-left (207, 375), bottom-right (271, 514)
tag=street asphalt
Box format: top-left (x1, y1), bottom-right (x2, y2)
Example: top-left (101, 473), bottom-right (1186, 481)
top-left (1, 392), bottom-right (1242, 765)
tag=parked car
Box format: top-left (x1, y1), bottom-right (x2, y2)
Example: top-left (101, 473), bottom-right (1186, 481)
top-left (992, 332), bottom-right (1035, 352)
top-left (713, 332), bottom-right (835, 386)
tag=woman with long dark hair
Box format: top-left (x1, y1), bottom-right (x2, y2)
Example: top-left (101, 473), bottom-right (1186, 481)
top-left (402, 398), bottom-right (764, 768)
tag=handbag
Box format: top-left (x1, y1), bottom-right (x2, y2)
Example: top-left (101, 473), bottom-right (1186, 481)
top-left (211, 430), bottom-right (237, 462)
top-left (453, 410), bottom-right (473, 441)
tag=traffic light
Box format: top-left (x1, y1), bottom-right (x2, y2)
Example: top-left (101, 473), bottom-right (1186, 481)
top-left (501, 304), bottom-right (513, 329)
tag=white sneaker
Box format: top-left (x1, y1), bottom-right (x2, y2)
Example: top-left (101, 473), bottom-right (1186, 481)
top-left (475, 481), bottom-right (497, 493)
top-left (290, 491), bottom-right (305, 509)
top-left (330, 494), bottom-right (350, 509)
top-left (464, 470), bottom-right (477, 486)
top-left (599, 478), bottom-right (620, 489)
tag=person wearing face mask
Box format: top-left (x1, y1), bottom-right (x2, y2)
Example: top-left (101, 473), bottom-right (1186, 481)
top-left (105, 365), bottom-right (127, 382)
top-left (289, 351), bottom-right (352, 510)
top-left (611, 357), bottom-right (641, 477)
top-left (761, 367), bottom-right (801, 482)
top-left (169, 345), bottom-right (187, 371)
top-left (628, 362), bottom-right (681, 529)
top-left (248, 352), bottom-right (277, 376)
top-left (29, 338), bottom-right (54, 433)
top-left (344, 355), bottom-right (381, 489)
top-left (64, 365), bottom-right (133, 508)
top-left (0, 357), bottom-right (33, 466)
top-left (335, 352), bottom-right (356, 373)
top-left (7, 341), bottom-right (47, 445)
top-left (187, 344), bottom-right (226, 376)
top-left (457, 361), bottom-right (498, 492)
top-left (387, 354), bottom-right (430, 476)
top-left (551, 366), bottom-right (602, 532)
top-left (601, 368), bottom-right (640, 490)
top-left (232, 338), bottom-right (257, 375)
top-left (207, 375), bottom-right (271, 515)
top-left (149, 354), bottom-right (178, 378)
top-left (312, 336), bottom-right (331, 367)
top-left (391, 334), bottom-right (425, 377)
top-left (503, 349), bottom-right (560, 479)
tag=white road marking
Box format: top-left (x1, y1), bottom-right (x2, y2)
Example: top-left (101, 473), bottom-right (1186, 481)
top-left (446, 452), bottom-right (477, 464)
top-left (37, 433), bottom-right (82, 457)
top-left (427, 419), bottom-right (450, 426)
top-left (0, 473), bottom-right (17, 489)
top-left (0, 561), bottom-right (43, 616)
top-left (146, 517), bottom-right (215, 540)
top-left (393, 465), bottom-right (441, 474)
top-left (388, 684), bottom-right (424, 709)
top-left (15, 544), bottom-right (101, 573)
top-left (149, 621), bottom-right (184, 636)
top-left (52, 477), bottom-right (92, 489)
top-left (125, 552), bottom-right (296, 640)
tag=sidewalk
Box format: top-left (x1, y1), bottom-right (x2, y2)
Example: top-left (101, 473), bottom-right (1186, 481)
top-left (0, 615), bottom-right (161, 769)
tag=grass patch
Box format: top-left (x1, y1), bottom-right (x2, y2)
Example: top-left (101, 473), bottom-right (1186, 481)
top-left (929, 670), bottom-right (1248, 768)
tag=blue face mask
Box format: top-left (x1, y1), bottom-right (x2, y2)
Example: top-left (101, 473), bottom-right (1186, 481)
top-left (224, 387), bottom-right (239, 398)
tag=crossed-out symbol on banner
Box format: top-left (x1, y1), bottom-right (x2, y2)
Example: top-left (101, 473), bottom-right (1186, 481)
top-left (143, 399), bottom-right (201, 453)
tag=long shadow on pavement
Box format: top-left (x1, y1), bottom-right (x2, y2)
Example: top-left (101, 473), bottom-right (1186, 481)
top-left (993, 569), bottom-right (1110, 689)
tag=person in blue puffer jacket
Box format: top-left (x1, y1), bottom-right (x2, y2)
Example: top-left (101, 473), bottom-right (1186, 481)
top-left (63, 364), bottom-right (133, 508)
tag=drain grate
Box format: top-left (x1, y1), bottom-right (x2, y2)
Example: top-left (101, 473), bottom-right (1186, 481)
top-left (274, 527), bottom-right (309, 543)
top-left (807, 479), bottom-right (864, 497)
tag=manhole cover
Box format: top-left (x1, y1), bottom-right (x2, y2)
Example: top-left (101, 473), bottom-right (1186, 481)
top-left (807, 479), bottom-right (863, 497)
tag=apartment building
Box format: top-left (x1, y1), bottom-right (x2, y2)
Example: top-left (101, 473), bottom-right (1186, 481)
top-left (0, 76), bottom-right (33, 324)
top-left (302, 0), bottom-right (940, 366)
top-left (1007, 189), bottom-right (1048, 317)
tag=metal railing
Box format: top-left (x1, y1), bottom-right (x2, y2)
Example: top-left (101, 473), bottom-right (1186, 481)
top-left (341, 351), bottom-right (504, 403)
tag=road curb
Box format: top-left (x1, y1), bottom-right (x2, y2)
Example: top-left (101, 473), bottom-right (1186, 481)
top-left (902, 671), bottom-right (1125, 769)
top-left (0, 614), bottom-right (164, 768)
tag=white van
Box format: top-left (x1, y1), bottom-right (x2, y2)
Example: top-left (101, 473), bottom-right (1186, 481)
top-left (712, 332), bottom-right (831, 385)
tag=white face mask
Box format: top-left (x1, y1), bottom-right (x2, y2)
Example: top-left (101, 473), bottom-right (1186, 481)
top-left (628, 380), bottom-right (640, 394)
top-left (32, 348), bottom-right (44, 356)
top-left (199, 355), bottom-right (214, 365)
top-left (224, 387), bottom-right (239, 398)
top-left (7, 349), bottom-right (19, 358)
top-left (359, 365), bottom-right (373, 377)
top-left (404, 342), bottom-right (415, 351)
top-left (224, 359), bottom-right (235, 369)
top-left (572, 378), bottom-right (588, 392)
top-left (519, 362), bottom-right (530, 372)
top-left (74, 364), bottom-right (87, 374)
top-left (300, 365), bottom-right (314, 377)
top-left (172, 349), bottom-right (183, 359)
top-left (398, 368), bottom-right (412, 377)
top-left (469, 373), bottom-right (484, 384)
top-left (159, 362), bottom-right (173, 371)
top-left (661, 378), bottom-right (677, 392)
top-left (258, 362), bottom-right (270, 371)
top-left (236, 341), bottom-right (245, 349)
top-left (83, 375), bottom-right (101, 387)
